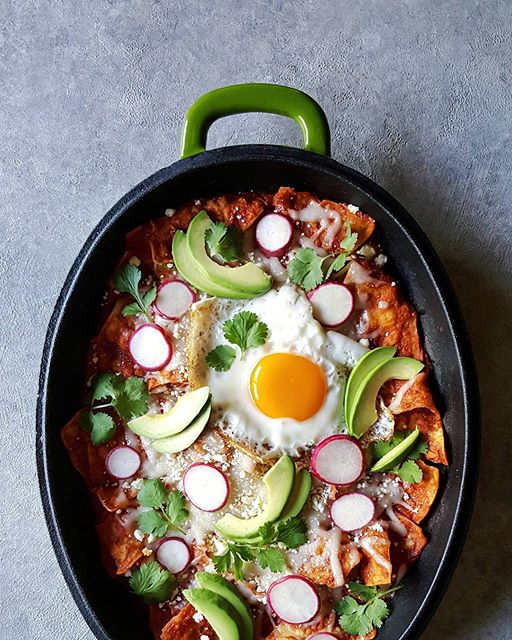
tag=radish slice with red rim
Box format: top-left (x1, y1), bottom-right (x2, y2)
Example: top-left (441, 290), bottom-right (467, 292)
top-left (306, 634), bottom-right (339, 640)
top-left (255, 213), bottom-right (294, 258)
top-left (105, 446), bottom-right (141, 479)
top-left (307, 282), bottom-right (354, 327)
top-left (156, 537), bottom-right (192, 574)
top-left (129, 323), bottom-right (173, 371)
top-left (182, 463), bottom-right (230, 512)
top-left (267, 575), bottom-right (320, 624)
top-left (154, 280), bottom-right (195, 320)
top-left (310, 435), bottom-right (364, 486)
top-left (330, 492), bottom-right (375, 531)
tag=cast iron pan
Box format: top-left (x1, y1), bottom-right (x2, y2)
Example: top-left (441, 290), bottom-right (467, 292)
top-left (36, 84), bottom-right (479, 640)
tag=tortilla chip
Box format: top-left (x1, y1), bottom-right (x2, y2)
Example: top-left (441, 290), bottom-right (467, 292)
top-left (395, 409), bottom-right (447, 465)
top-left (148, 604), bottom-right (176, 640)
top-left (61, 411), bottom-right (91, 483)
top-left (95, 512), bottom-right (144, 575)
top-left (396, 460), bottom-right (440, 523)
top-left (358, 527), bottom-right (392, 586)
top-left (92, 300), bottom-right (139, 378)
top-left (94, 485), bottom-right (132, 512)
top-left (267, 611), bottom-right (376, 639)
top-left (391, 511), bottom-right (428, 567)
top-left (273, 186), bottom-right (375, 252)
top-left (161, 603), bottom-right (214, 640)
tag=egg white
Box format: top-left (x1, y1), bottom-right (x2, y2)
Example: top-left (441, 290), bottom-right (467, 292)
top-left (198, 284), bottom-right (367, 456)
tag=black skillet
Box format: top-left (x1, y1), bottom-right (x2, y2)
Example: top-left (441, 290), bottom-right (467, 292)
top-left (37, 83), bottom-right (479, 640)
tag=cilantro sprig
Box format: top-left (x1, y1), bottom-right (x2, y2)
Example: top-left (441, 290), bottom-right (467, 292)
top-left (205, 221), bottom-right (244, 263)
top-left (114, 264), bottom-right (156, 319)
top-left (373, 430), bottom-right (428, 484)
top-left (129, 561), bottom-right (176, 603)
top-left (336, 582), bottom-right (402, 635)
top-left (80, 373), bottom-right (149, 445)
top-left (206, 311), bottom-right (269, 372)
top-left (288, 221), bottom-right (358, 291)
top-left (137, 479), bottom-right (188, 537)
top-left (213, 517), bottom-right (307, 579)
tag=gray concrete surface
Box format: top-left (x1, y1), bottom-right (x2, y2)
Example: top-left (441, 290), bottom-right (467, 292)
top-left (1, 0), bottom-right (511, 638)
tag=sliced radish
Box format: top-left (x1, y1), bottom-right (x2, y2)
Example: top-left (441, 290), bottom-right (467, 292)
top-left (255, 213), bottom-right (294, 258)
top-left (331, 492), bottom-right (375, 532)
top-left (267, 575), bottom-right (320, 624)
top-left (182, 463), bottom-right (230, 512)
top-left (154, 280), bottom-right (195, 320)
top-left (307, 282), bottom-right (354, 327)
top-left (156, 537), bottom-right (192, 574)
top-left (311, 435), bottom-right (364, 486)
top-left (306, 634), bottom-right (339, 640)
top-left (105, 446), bottom-right (141, 479)
top-left (129, 323), bottom-right (173, 371)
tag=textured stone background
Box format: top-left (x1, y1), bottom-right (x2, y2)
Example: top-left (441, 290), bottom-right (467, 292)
top-left (1, 0), bottom-right (511, 638)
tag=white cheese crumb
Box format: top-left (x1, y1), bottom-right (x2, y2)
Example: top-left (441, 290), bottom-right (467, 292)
top-left (142, 548), bottom-right (153, 556)
top-left (133, 529), bottom-right (144, 542)
top-left (193, 612), bottom-right (204, 623)
top-left (374, 254), bottom-right (388, 267)
top-left (164, 208), bottom-right (176, 217)
top-left (200, 635), bottom-right (209, 640)
top-left (359, 338), bottom-right (370, 347)
top-left (347, 204), bottom-right (360, 213)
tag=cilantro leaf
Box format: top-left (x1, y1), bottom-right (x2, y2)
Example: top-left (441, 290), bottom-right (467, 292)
top-left (137, 481), bottom-right (188, 537)
top-left (366, 597), bottom-right (389, 629)
top-left (165, 490), bottom-right (189, 528)
top-left (138, 510), bottom-right (169, 538)
top-left (114, 376), bottom-right (149, 420)
top-left (273, 517), bottom-right (308, 549)
top-left (288, 248), bottom-right (325, 292)
top-left (348, 582), bottom-right (379, 601)
top-left (129, 561), bottom-right (176, 604)
top-left (223, 311), bottom-right (269, 357)
top-left (114, 264), bottom-right (155, 319)
top-left (289, 222), bottom-right (358, 290)
top-left (407, 438), bottom-right (429, 460)
top-left (212, 545), bottom-right (255, 580)
top-left (394, 459), bottom-right (423, 484)
top-left (206, 345), bottom-right (237, 372)
top-left (205, 221), bottom-right (244, 263)
top-left (256, 548), bottom-right (286, 572)
top-left (138, 479), bottom-right (168, 509)
top-left (336, 595), bottom-right (374, 635)
top-left (79, 411), bottom-right (117, 445)
top-left (91, 373), bottom-right (120, 402)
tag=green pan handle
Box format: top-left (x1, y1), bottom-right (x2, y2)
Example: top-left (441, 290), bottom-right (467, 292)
top-left (180, 83), bottom-right (330, 158)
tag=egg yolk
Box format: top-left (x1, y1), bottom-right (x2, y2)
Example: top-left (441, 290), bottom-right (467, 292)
top-left (250, 353), bottom-right (326, 421)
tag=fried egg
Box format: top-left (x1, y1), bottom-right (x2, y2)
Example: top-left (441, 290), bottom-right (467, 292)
top-left (188, 284), bottom-right (367, 456)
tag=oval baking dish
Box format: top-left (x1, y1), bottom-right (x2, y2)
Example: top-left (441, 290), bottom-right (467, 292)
top-left (37, 83), bottom-right (479, 640)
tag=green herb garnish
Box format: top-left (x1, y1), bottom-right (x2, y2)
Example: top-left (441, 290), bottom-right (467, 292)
top-left (114, 264), bottom-right (156, 319)
top-left (372, 430), bottom-right (428, 484)
top-left (80, 373), bottom-right (149, 445)
top-left (137, 479), bottom-right (188, 537)
top-left (335, 582), bottom-right (402, 635)
top-left (206, 311), bottom-right (269, 372)
top-left (288, 221), bottom-right (358, 291)
top-left (205, 221), bottom-right (244, 263)
top-left (129, 561), bottom-right (176, 603)
top-left (212, 516), bottom-right (307, 579)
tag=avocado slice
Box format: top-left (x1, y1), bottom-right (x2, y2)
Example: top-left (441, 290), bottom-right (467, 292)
top-left (195, 573), bottom-right (253, 640)
top-left (279, 469), bottom-right (312, 521)
top-left (186, 211), bottom-right (272, 298)
top-left (127, 386), bottom-right (209, 439)
top-left (151, 401), bottom-right (211, 454)
top-left (344, 346), bottom-right (396, 427)
top-left (215, 455), bottom-right (295, 540)
top-left (238, 469), bottom-right (311, 545)
top-left (348, 357), bottom-right (424, 438)
top-left (183, 588), bottom-right (243, 640)
top-left (172, 230), bottom-right (239, 298)
top-left (371, 429), bottom-right (420, 472)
